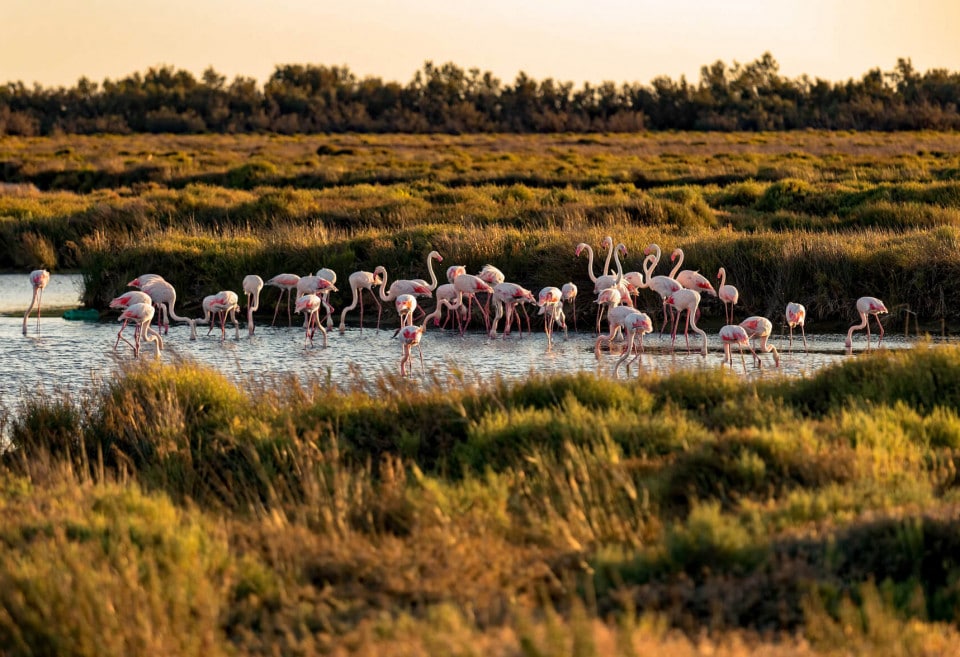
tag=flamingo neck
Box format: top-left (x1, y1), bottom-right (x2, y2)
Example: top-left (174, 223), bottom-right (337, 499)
top-left (669, 249), bottom-right (684, 279)
top-left (601, 238), bottom-right (614, 277)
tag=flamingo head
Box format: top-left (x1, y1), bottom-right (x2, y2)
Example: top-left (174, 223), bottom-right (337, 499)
top-left (670, 248), bottom-right (682, 263)
top-left (429, 250), bottom-right (443, 263)
top-left (575, 243), bottom-right (587, 257)
top-left (316, 279), bottom-right (338, 292)
top-left (717, 268), bottom-right (725, 280)
top-left (601, 236), bottom-right (613, 249)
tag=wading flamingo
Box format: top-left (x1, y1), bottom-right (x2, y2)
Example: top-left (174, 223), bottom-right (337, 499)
top-left (561, 282), bottom-right (578, 332)
top-left (614, 311), bottom-right (654, 377)
top-left (785, 302), bottom-right (808, 352)
top-left (638, 245), bottom-right (683, 335)
top-left (393, 294), bottom-right (418, 336)
top-left (398, 324), bottom-right (425, 376)
top-left (375, 264), bottom-right (434, 330)
top-left (117, 302), bottom-right (163, 358)
top-left (243, 275), bottom-right (264, 336)
top-left (720, 324), bottom-right (756, 372)
top-left (664, 288), bottom-right (707, 356)
top-left (489, 282), bottom-right (536, 338)
top-left (317, 268), bottom-right (337, 328)
top-left (574, 236), bottom-right (614, 286)
top-left (452, 273), bottom-right (494, 334)
top-left (739, 316), bottom-right (780, 368)
top-left (538, 286), bottom-right (566, 349)
top-left (22, 269), bottom-right (50, 336)
top-left (594, 243), bottom-right (630, 334)
top-left (717, 267), bottom-right (739, 324)
top-left (595, 305), bottom-right (642, 357)
top-left (339, 269), bottom-right (384, 333)
top-left (845, 296), bottom-right (888, 350)
top-left (294, 294), bottom-right (327, 348)
top-left (266, 273), bottom-right (301, 326)
top-left (141, 279), bottom-right (197, 339)
top-left (672, 248), bottom-right (717, 297)
top-left (110, 290), bottom-right (152, 348)
top-left (422, 285), bottom-right (464, 331)
top-left (208, 291), bottom-right (240, 341)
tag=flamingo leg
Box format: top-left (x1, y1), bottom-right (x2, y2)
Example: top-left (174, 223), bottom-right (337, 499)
top-left (738, 345), bottom-right (748, 373)
top-left (874, 314), bottom-right (885, 345)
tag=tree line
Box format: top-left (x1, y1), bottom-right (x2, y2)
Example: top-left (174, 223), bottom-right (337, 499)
top-left (2, 53), bottom-right (959, 135)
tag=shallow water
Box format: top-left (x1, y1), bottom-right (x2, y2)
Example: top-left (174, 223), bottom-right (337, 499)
top-left (0, 273), bottom-right (937, 420)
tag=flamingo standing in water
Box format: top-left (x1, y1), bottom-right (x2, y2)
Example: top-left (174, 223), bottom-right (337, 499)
top-left (243, 275), bottom-right (263, 336)
top-left (339, 269), bottom-right (384, 333)
top-left (637, 245), bottom-right (683, 335)
top-left (316, 268), bottom-right (337, 329)
top-left (266, 273), bottom-right (301, 326)
top-left (423, 285), bottom-right (464, 331)
top-left (294, 294), bottom-right (327, 348)
top-left (719, 324), bottom-right (756, 372)
top-left (110, 290), bottom-right (152, 348)
top-left (489, 282), bottom-right (536, 338)
top-left (664, 288), bottom-right (707, 356)
top-left (785, 302), bottom-right (808, 352)
top-left (374, 264), bottom-right (434, 330)
top-left (595, 305), bottom-right (643, 357)
top-left (398, 324), bottom-right (425, 376)
top-left (116, 302), bottom-right (163, 358)
top-left (845, 296), bottom-right (888, 351)
top-left (672, 248), bottom-right (717, 297)
top-left (22, 269), bottom-right (50, 336)
top-left (208, 291), bottom-right (240, 341)
top-left (538, 286), bottom-right (566, 349)
top-left (452, 274), bottom-right (494, 334)
top-left (393, 294), bottom-right (418, 336)
top-left (739, 316), bottom-right (780, 368)
top-left (614, 311), bottom-right (654, 377)
top-left (561, 283), bottom-right (578, 332)
top-left (141, 278), bottom-right (197, 339)
top-left (717, 267), bottom-right (739, 324)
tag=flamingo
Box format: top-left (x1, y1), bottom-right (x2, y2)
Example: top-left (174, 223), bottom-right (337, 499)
top-left (614, 311), bottom-right (654, 377)
top-left (638, 245), bottom-right (683, 334)
top-left (452, 274), bottom-right (494, 334)
top-left (294, 294), bottom-right (327, 348)
top-left (338, 269), bottom-right (385, 333)
top-left (22, 269), bottom-right (50, 336)
top-left (375, 263), bottom-right (435, 329)
top-left (128, 273), bottom-right (165, 289)
top-left (739, 316), bottom-right (780, 368)
top-left (845, 296), bottom-right (888, 350)
top-left (477, 264), bottom-right (506, 319)
top-left (720, 324), bottom-right (757, 372)
top-left (664, 288), bottom-right (707, 356)
top-left (423, 284), bottom-right (464, 331)
top-left (316, 268), bottom-right (337, 329)
top-left (561, 282), bottom-right (578, 332)
top-left (266, 273), bottom-right (301, 326)
top-left (785, 302), bottom-right (808, 352)
top-left (595, 305), bottom-right (642, 357)
top-left (574, 236), bottom-right (614, 285)
top-left (208, 291), bottom-right (240, 341)
top-left (141, 279), bottom-right (197, 339)
top-left (243, 275), bottom-right (264, 336)
top-left (393, 294), bottom-right (418, 336)
top-left (296, 275), bottom-right (338, 328)
top-left (538, 286), bottom-right (566, 349)
top-left (116, 302), bottom-right (163, 358)
top-left (717, 267), bottom-right (739, 324)
top-left (591, 239), bottom-right (627, 295)
top-left (594, 243), bottom-right (630, 334)
top-left (110, 290), bottom-right (152, 348)
top-left (489, 282), bottom-right (536, 338)
top-left (672, 248), bottom-right (717, 297)
top-left (398, 324), bottom-right (425, 376)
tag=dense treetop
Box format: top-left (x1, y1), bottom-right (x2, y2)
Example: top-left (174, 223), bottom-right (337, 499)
top-left (1, 53), bottom-right (959, 135)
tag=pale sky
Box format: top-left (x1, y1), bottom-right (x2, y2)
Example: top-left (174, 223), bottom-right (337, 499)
top-left (5, 0), bottom-right (960, 88)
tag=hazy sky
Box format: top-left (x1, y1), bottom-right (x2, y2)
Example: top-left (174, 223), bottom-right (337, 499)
top-left (5, 0), bottom-right (960, 88)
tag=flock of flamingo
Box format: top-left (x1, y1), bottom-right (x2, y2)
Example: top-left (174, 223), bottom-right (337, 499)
top-left (20, 237), bottom-right (890, 376)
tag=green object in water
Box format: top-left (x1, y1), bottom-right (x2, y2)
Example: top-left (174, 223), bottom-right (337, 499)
top-left (62, 308), bottom-right (100, 321)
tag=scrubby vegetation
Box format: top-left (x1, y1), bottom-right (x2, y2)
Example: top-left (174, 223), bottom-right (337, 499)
top-left (2, 346), bottom-right (960, 655)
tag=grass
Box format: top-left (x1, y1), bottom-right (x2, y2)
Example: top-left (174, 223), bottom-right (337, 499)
top-left (4, 346), bottom-right (960, 653)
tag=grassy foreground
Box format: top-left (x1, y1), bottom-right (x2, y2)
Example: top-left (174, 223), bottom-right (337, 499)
top-left (4, 345), bottom-right (960, 655)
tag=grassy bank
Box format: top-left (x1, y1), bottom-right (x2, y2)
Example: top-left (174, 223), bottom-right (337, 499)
top-left (4, 346), bottom-right (960, 654)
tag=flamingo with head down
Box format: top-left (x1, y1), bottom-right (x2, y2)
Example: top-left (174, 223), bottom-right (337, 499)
top-left (22, 269), bottom-right (50, 336)
top-left (845, 296), bottom-right (888, 351)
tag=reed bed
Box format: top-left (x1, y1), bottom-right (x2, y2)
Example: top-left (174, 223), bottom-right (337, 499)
top-left (3, 346), bottom-right (960, 654)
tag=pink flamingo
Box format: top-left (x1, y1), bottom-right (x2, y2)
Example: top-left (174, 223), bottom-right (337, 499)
top-left (489, 282), bottom-right (536, 338)
top-left (398, 324), bottom-right (425, 376)
top-left (720, 324), bottom-right (757, 372)
top-left (266, 273), bottom-right (301, 326)
top-left (243, 275), bottom-right (263, 336)
top-left (375, 263), bottom-right (435, 329)
top-left (672, 248), bottom-right (717, 297)
top-left (594, 305), bottom-right (641, 357)
top-left (339, 269), bottom-right (385, 333)
top-left (393, 294), bottom-right (418, 336)
top-left (296, 275), bottom-right (338, 329)
top-left (141, 278), bottom-right (197, 339)
top-left (116, 302), bottom-right (163, 358)
top-left (538, 286), bottom-right (566, 349)
top-left (717, 267), bottom-right (739, 324)
top-left (453, 274), bottom-right (494, 334)
top-left (845, 296), bottom-right (888, 350)
top-left (423, 284), bottom-right (465, 331)
top-left (128, 273), bottom-right (165, 289)
top-left (614, 311), bottom-right (654, 377)
top-left (294, 294), bottom-right (327, 348)
top-left (110, 290), bottom-right (152, 348)
top-left (664, 288), bottom-right (707, 356)
top-left (208, 291), bottom-right (240, 341)
top-left (785, 302), bottom-right (807, 352)
top-left (574, 236), bottom-right (614, 286)
top-left (593, 243), bottom-right (629, 334)
top-left (316, 268), bottom-right (337, 329)
top-left (638, 245), bottom-right (683, 335)
top-left (739, 316), bottom-right (780, 368)
top-left (22, 269), bottom-right (50, 336)
top-left (561, 282), bottom-right (578, 332)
